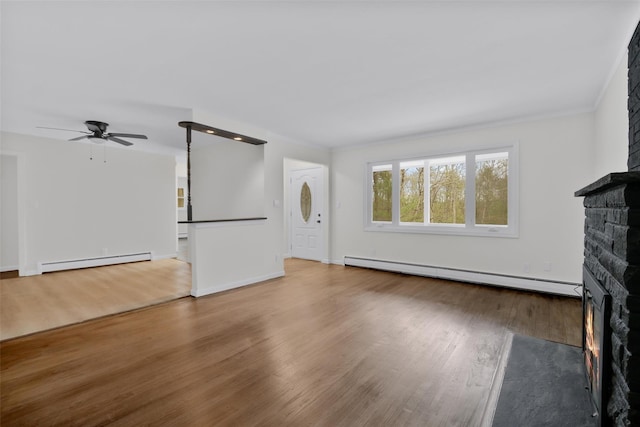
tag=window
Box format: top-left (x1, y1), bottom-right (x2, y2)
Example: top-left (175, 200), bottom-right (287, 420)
top-left (400, 160), bottom-right (424, 223)
top-left (366, 145), bottom-right (518, 237)
top-left (475, 152), bottom-right (508, 226)
top-left (428, 156), bottom-right (465, 225)
top-left (372, 164), bottom-right (392, 222)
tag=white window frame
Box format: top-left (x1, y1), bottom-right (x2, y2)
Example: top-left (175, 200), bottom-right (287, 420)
top-left (364, 143), bottom-right (519, 238)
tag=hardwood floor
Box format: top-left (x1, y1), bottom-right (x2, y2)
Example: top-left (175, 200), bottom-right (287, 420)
top-left (0, 271), bottom-right (19, 280)
top-left (0, 258), bottom-right (191, 340)
top-left (0, 259), bottom-right (581, 426)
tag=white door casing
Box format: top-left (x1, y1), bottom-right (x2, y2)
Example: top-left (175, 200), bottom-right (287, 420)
top-left (291, 167), bottom-right (323, 261)
top-left (1, 155), bottom-right (19, 272)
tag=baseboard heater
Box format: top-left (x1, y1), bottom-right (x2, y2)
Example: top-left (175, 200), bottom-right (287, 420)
top-left (343, 256), bottom-right (581, 298)
top-left (38, 252), bottom-right (152, 274)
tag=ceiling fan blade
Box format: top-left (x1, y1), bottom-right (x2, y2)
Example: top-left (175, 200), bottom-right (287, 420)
top-left (108, 133), bottom-right (148, 140)
top-left (69, 135), bottom-right (90, 141)
top-left (37, 126), bottom-right (90, 134)
top-left (107, 136), bottom-right (133, 146)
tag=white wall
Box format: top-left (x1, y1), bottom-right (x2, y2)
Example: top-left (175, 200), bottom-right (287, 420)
top-left (330, 113), bottom-right (595, 284)
top-left (188, 220), bottom-right (282, 296)
top-left (1, 154), bottom-right (19, 270)
top-left (594, 56), bottom-right (629, 177)
top-left (1, 132), bottom-right (177, 275)
top-left (191, 138), bottom-right (264, 220)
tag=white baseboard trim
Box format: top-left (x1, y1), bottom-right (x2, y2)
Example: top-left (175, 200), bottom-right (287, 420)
top-left (38, 252), bottom-right (152, 274)
top-left (330, 259), bottom-right (345, 266)
top-left (343, 256), bottom-right (581, 298)
top-left (151, 252), bottom-right (178, 261)
top-left (1, 265), bottom-right (19, 273)
top-left (191, 270), bottom-right (285, 298)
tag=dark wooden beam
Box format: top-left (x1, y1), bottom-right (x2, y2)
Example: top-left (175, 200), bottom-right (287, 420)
top-left (178, 121), bottom-right (267, 146)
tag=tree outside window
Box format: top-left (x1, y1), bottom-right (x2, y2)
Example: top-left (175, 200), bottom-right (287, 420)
top-left (429, 156), bottom-right (465, 224)
top-left (400, 161), bottom-right (424, 223)
top-left (366, 146), bottom-right (517, 237)
top-left (372, 164), bottom-right (392, 222)
top-left (475, 153), bottom-right (508, 226)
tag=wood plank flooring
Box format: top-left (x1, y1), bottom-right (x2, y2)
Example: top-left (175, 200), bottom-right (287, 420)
top-left (0, 259), bottom-right (581, 426)
top-left (0, 258), bottom-right (191, 340)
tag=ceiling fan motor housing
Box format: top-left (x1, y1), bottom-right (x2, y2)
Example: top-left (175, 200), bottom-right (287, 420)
top-left (85, 120), bottom-right (109, 136)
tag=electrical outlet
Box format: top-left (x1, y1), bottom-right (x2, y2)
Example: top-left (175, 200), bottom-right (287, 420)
top-left (543, 262), bottom-right (552, 271)
top-left (523, 263), bottom-right (531, 273)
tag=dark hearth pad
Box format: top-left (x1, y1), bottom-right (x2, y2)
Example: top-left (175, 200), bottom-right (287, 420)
top-left (491, 334), bottom-right (595, 427)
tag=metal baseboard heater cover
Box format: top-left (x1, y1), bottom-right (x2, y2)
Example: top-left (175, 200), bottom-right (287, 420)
top-left (39, 252), bottom-right (152, 274)
top-left (343, 256), bottom-right (581, 297)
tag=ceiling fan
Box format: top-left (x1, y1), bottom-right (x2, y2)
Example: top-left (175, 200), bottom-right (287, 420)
top-left (37, 120), bottom-right (148, 146)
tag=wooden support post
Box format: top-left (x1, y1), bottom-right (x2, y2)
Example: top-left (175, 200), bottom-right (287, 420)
top-left (186, 126), bottom-right (193, 221)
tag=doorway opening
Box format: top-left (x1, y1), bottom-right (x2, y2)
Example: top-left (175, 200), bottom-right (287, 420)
top-left (1, 154), bottom-right (21, 277)
top-left (284, 159), bottom-right (328, 263)
top-left (176, 163), bottom-right (189, 263)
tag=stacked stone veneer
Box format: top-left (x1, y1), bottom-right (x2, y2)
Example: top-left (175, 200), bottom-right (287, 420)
top-left (576, 175), bottom-right (640, 426)
top-left (575, 20), bottom-right (640, 427)
top-left (629, 21), bottom-right (640, 172)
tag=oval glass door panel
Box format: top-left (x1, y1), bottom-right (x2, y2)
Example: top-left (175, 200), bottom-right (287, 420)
top-left (300, 182), bottom-right (312, 223)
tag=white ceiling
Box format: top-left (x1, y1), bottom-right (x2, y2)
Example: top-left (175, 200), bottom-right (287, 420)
top-left (2, 1), bottom-right (639, 158)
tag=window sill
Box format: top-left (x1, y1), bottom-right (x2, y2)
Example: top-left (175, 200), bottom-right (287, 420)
top-left (364, 224), bottom-right (518, 238)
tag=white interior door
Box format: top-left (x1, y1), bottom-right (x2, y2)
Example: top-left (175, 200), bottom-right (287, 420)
top-left (291, 167), bottom-right (323, 261)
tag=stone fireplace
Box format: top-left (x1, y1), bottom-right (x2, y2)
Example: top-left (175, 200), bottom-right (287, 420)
top-left (574, 21), bottom-right (640, 427)
top-left (576, 174), bottom-right (640, 426)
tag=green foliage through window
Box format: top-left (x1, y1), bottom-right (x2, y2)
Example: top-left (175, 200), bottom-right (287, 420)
top-left (400, 162), bottom-right (424, 223)
top-left (372, 166), bottom-right (392, 221)
top-left (367, 147), bottom-right (515, 235)
top-left (429, 157), bottom-right (465, 224)
top-left (475, 154), bottom-right (508, 226)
